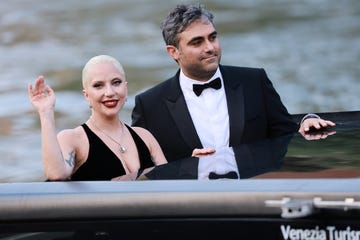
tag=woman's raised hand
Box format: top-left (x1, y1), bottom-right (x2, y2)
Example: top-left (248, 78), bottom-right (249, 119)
top-left (28, 76), bottom-right (56, 113)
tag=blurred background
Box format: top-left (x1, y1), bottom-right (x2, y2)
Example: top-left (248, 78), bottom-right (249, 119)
top-left (0, 0), bottom-right (359, 182)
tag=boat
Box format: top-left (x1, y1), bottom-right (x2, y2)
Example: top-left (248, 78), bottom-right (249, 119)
top-left (0, 111), bottom-right (359, 240)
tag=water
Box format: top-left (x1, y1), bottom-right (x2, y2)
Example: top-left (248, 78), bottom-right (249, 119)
top-left (0, 0), bottom-right (359, 182)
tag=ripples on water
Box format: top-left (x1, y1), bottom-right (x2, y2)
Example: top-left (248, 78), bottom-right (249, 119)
top-left (0, 0), bottom-right (359, 182)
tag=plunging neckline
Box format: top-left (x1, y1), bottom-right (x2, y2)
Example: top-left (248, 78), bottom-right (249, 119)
top-left (87, 123), bottom-right (130, 171)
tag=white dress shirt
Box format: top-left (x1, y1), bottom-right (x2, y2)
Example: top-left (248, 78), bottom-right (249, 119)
top-left (179, 68), bottom-right (239, 179)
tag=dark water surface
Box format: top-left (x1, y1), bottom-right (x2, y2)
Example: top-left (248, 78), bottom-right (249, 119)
top-left (0, 0), bottom-right (359, 182)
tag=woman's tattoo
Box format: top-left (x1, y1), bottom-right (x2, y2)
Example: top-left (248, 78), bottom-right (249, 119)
top-left (65, 150), bottom-right (75, 167)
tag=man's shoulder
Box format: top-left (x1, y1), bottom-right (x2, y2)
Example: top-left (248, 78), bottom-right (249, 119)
top-left (220, 65), bottom-right (264, 73)
top-left (220, 65), bottom-right (267, 80)
top-left (136, 73), bottom-right (178, 99)
top-left (138, 71), bottom-right (180, 97)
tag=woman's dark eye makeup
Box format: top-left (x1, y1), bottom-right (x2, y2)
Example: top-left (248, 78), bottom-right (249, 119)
top-left (112, 78), bottom-right (123, 85)
top-left (93, 82), bottom-right (103, 88)
top-left (92, 78), bottom-right (123, 88)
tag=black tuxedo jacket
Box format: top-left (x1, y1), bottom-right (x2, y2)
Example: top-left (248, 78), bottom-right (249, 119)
top-left (132, 65), bottom-right (298, 162)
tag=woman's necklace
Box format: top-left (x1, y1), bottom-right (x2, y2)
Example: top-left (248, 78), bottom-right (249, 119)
top-left (90, 118), bottom-right (127, 153)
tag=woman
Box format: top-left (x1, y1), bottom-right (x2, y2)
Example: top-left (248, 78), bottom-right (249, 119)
top-left (28, 55), bottom-right (169, 181)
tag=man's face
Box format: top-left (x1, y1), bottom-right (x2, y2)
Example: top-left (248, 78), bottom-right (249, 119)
top-left (168, 18), bottom-right (221, 81)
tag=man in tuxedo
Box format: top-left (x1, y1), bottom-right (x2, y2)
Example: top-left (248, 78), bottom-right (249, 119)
top-left (131, 4), bottom-right (334, 170)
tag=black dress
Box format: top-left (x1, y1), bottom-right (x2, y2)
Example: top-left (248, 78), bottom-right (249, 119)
top-left (71, 124), bottom-right (154, 181)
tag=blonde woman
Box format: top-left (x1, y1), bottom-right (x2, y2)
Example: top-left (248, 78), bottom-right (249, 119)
top-left (28, 55), bottom-right (168, 181)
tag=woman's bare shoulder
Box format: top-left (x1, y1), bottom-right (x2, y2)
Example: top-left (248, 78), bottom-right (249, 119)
top-left (57, 125), bottom-right (87, 143)
top-left (131, 126), bottom-right (152, 137)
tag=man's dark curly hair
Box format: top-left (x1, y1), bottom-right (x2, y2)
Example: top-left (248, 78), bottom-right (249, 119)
top-left (160, 3), bottom-right (214, 47)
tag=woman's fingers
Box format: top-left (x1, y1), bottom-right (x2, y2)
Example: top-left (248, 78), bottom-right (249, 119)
top-left (192, 148), bottom-right (216, 157)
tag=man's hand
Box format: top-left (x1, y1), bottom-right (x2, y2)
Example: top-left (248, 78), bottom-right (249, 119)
top-left (299, 118), bottom-right (336, 140)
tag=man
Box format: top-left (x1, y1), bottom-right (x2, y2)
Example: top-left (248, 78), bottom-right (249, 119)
top-left (132, 4), bottom-right (334, 169)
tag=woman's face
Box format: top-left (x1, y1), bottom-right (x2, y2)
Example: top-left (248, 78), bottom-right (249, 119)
top-left (82, 61), bottom-right (127, 117)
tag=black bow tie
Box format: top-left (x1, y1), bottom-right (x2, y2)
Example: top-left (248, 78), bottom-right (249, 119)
top-left (193, 77), bottom-right (222, 96)
top-left (208, 171), bottom-right (238, 180)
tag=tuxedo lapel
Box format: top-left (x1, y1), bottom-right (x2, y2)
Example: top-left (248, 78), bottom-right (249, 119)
top-left (221, 66), bottom-right (245, 146)
top-left (162, 66), bottom-right (245, 149)
top-left (164, 74), bottom-right (203, 149)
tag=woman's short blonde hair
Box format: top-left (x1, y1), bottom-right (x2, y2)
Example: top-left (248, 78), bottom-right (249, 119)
top-left (82, 55), bottom-right (125, 89)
